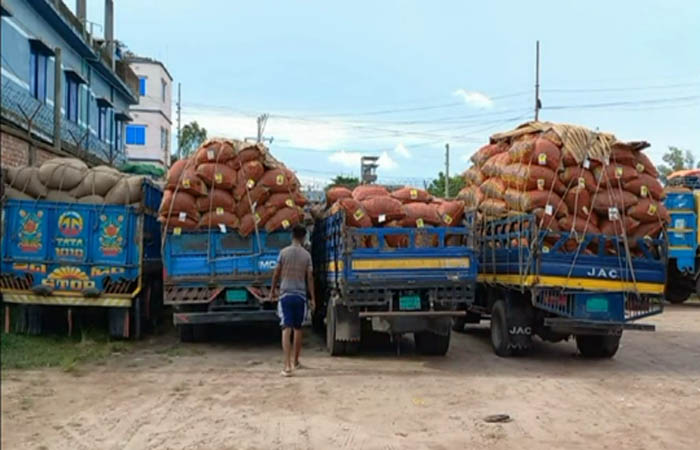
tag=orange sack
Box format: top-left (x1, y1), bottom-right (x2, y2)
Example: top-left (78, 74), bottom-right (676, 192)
top-left (166, 159), bottom-right (191, 187)
top-left (471, 142), bottom-right (507, 167)
top-left (624, 174), bottom-right (664, 200)
top-left (481, 177), bottom-right (507, 199)
top-left (235, 185), bottom-right (271, 217)
top-left (383, 221), bottom-right (409, 248)
top-left (326, 186), bottom-right (353, 205)
top-left (399, 202), bottom-right (441, 227)
top-left (630, 222), bottom-right (663, 244)
top-left (627, 199), bottom-right (670, 224)
top-left (238, 206), bottom-right (277, 237)
top-left (564, 187), bottom-right (592, 217)
top-left (194, 140), bottom-right (237, 165)
top-left (159, 190), bottom-right (199, 219)
top-left (391, 186), bottom-right (432, 204)
top-left (481, 152), bottom-right (511, 178)
top-left (352, 185), bottom-right (389, 201)
top-left (479, 198), bottom-right (508, 217)
top-left (265, 207), bottom-right (303, 232)
top-left (599, 217), bottom-right (640, 236)
top-left (610, 146), bottom-right (638, 165)
top-left (463, 167), bottom-right (485, 186)
top-left (160, 215), bottom-right (199, 230)
top-left (259, 168), bottom-right (295, 193)
top-left (438, 200), bottom-right (465, 226)
top-left (361, 196), bottom-right (404, 225)
top-left (458, 185), bottom-right (484, 210)
top-left (167, 165), bottom-right (208, 197)
top-left (501, 164), bottom-right (557, 191)
top-left (266, 192), bottom-right (299, 209)
top-left (195, 188), bottom-right (236, 213)
top-left (199, 210), bottom-right (240, 229)
top-left (593, 164), bottom-right (638, 188)
top-left (332, 198), bottom-right (373, 227)
top-left (559, 167), bottom-right (597, 192)
top-left (533, 208), bottom-right (561, 232)
top-left (504, 189), bottom-right (568, 217)
top-left (591, 189), bottom-right (639, 214)
top-left (634, 152), bottom-right (658, 178)
top-left (234, 144), bottom-right (265, 167)
top-left (559, 215), bottom-right (601, 234)
top-left (196, 163), bottom-right (237, 189)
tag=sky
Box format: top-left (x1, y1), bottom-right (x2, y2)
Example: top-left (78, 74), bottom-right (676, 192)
top-left (80, 0), bottom-right (699, 187)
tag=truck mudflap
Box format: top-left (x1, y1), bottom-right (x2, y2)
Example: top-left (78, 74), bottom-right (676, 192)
top-left (173, 310), bottom-right (279, 325)
top-left (543, 317), bottom-right (655, 334)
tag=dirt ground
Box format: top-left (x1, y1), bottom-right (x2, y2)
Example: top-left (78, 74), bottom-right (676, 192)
top-left (2, 303), bottom-right (700, 450)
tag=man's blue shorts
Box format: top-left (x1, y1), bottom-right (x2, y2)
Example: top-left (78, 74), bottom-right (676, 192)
top-left (278, 293), bottom-right (306, 329)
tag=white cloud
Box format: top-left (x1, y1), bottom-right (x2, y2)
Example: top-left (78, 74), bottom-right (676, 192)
top-left (378, 151), bottom-right (398, 170)
top-left (328, 150), bottom-right (362, 167)
top-left (453, 89), bottom-right (493, 109)
top-left (393, 143), bottom-right (411, 159)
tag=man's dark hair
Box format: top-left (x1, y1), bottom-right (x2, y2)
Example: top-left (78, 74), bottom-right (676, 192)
top-left (292, 224), bottom-right (306, 240)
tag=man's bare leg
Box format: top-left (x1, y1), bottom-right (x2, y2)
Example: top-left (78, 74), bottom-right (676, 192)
top-left (293, 328), bottom-right (303, 368)
top-left (282, 328), bottom-right (293, 374)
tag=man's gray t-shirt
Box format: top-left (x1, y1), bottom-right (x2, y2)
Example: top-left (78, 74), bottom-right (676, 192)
top-left (277, 244), bottom-right (312, 296)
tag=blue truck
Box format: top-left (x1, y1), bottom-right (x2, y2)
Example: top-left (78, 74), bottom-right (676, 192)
top-left (0, 180), bottom-right (163, 338)
top-left (163, 228), bottom-right (293, 341)
top-left (471, 214), bottom-right (666, 358)
top-left (312, 211), bottom-right (477, 356)
top-left (663, 172), bottom-right (700, 303)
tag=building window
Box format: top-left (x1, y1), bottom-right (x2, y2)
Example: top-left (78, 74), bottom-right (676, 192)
top-left (29, 48), bottom-right (48, 102)
top-left (126, 124), bottom-right (146, 145)
top-left (65, 75), bottom-right (80, 122)
top-left (98, 106), bottom-right (108, 140)
top-left (161, 79), bottom-right (166, 102)
top-left (115, 120), bottom-right (123, 151)
top-left (139, 77), bottom-right (146, 95)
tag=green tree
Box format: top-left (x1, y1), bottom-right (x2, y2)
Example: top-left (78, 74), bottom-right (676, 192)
top-left (427, 172), bottom-right (465, 198)
top-left (329, 175), bottom-right (360, 190)
top-left (177, 121), bottom-right (208, 159)
top-left (658, 146), bottom-right (697, 184)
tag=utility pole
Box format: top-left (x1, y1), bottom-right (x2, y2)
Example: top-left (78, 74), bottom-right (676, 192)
top-left (534, 40), bottom-right (541, 121)
top-left (256, 114), bottom-right (269, 143)
top-left (444, 143), bottom-right (450, 198)
top-left (176, 82), bottom-right (181, 160)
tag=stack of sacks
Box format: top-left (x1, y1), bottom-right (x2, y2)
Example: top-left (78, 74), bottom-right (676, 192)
top-left (159, 138), bottom-right (308, 236)
top-left (458, 121), bottom-right (668, 254)
top-left (2, 158), bottom-right (145, 205)
top-left (325, 184), bottom-right (466, 248)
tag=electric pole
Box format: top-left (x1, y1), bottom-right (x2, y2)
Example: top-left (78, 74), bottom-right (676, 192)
top-left (534, 40), bottom-right (541, 121)
top-left (256, 114), bottom-right (269, 143)
top-left (444, 143), bottom-right (450, 198)
top-left (176, 82), bottom-right (181, 160)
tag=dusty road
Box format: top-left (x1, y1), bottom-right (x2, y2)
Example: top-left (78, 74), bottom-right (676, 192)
top-left (2, 303), bottom-right (700, 450)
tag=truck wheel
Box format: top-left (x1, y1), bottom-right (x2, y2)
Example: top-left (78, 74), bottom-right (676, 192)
top-left (326, 302), bottom-right (345, 356)
top-left (415, 330), bottom-right (451, 356)
top-left (665, 287), bottom-right (690, 304)
top-left (576, 334), bottom-right (621, 358)
top-left (131, 295), bottom-right (142, 341)
top-left (451, 317), bottom-right (466, 332)
top-left (312, 309), bottom-right (325, 335)
top-left (178, 324), bottom-right (194, 343)
top-left (108, 307), bottom-right (129, 339)
top-left (490, 300), bottom-right (532, 357)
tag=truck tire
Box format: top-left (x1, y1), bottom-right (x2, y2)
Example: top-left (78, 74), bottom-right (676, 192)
top-left (490, 299), bottom-right (532, 357)
top-left (665, 287), bottom-right (690, 304)
top-left (576, 334), bottom-right (621, 358)
top-left (326, 302), bottom-right (345, 356)
top-left (178, 324), bottom-right (194, 343)
top-left (414, 330), bottom-right (451, 356)
top-left (451, 317), bottom-right (466, 332)
top-left (108, 307), bottom-right (129, 339)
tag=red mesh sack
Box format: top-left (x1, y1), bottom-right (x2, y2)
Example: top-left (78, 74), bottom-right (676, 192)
top-left (610, 146), bottom-right (637, 165)
top-left (160, 215), bottom-right (199, 230)
top-left (463, 167), bottom-right (484, 186)
top-left (630, 222), bottom-right (663, 242)
top-left (238, 206), bottom-right (277, 237)
top-left (438, 200), bottom-right (465, 226)
top-left (266, 192), bottom-right (299, 209)
top-left (507, 140), bottom-right (535, 162)
top-left (564, 187), bottom-right (592, 217)
top-left (481, 177), bottom-right (507, 199)
top-left (481, 152), bottom-right (511, 178)
top-left (196, 163), bottom-right (237, 189)
top-left (593, 164), bottom-right (638, 188)
top-left (391, 187), bottom-right (432, 204)
top-left (504, 189), bottom-right (568, 216)
top-left (327, 186), bottom-right (352, 205)
top-left (502, 164), bottom-right (557, 191)
top-left (352, 185), bottom-right (389, 201)
top-left (235, 144), bottom-right (265, 166)
top-left (159, 190), bottom-right (199, 219)
top-left (399, 202), bottom-right (441, 227)
top-left (592, 189), bottom-right (639, 215)
top-left (361, 197), bottom-right (404, 225)
top-left (560, 167), bottom-right (597, 192)
top-left (559, 216), bottom-right (601, 234)
top-left (458, 185), bottom-right (484, 210)
top-left (166, 159), bottom-right (191, 187)
top-left (384, 221), bottom-right (409, 248)
top-left (259, 168), bottom-right (295, 193)
top-left (196, 188), bottom-right (236, 213)
top-left (479, 198), bottom-right (507, 217)
top-left (599, 216), bottom-right (640, 236)
top-left (471, 142), bottom-right (507, 167)
top-left (199, 210), bottom-right (240, 229)
top-left (265, 207), bottom-right (303, 232)
top-left (331, 198), bottom-right (372, 227)
top-left (194, 140), bottom-right (236, 165)
top-left (292, 190), bottom-right (308, 207)
top-left (166, 163), bottom-right (208, 197)
top-left (235, 185), bottom-right (271, 217)
top-left (627, 199), bottom-right (670, 224)
top-left (533, 208), bottom-right (561, 232)
top-left (625, 174), bottom-right (664, 200)
top-left (234, 161), bottom-right (266, 199)
top-left (634, 152), bottom-right (658, 178)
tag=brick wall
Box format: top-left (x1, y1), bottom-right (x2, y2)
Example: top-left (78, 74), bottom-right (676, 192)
top-left (1, 131), bottom-right (30, 168)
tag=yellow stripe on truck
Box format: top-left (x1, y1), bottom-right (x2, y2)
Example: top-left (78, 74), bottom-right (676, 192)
top-left (352, 257), bottom-right (470, 270)
top-left (2, 294), bottom-right (132, 307)
top-left (477, 274), bottom-right (664, 294)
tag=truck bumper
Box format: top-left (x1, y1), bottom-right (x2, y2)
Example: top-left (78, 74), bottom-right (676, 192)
top-left (173, 310), bottom-right (279, 325)
top-left (2, 293), bottom-right (132, 307)
top-left (544, 317), bottom-right (655, 334)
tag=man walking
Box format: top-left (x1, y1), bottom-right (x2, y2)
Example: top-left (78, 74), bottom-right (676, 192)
top-left (270, 224), bottom-right (315, 377)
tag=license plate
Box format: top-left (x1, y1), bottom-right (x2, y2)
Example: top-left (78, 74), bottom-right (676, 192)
top-left (225, 289), bottom-right (247, 303)
top-left (586, 296), bottom-right (608, 313)
top-left (399, 295), bottom-right (421, 311)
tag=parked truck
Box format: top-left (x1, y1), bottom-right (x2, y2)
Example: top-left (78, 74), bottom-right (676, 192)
top-left (664, 170), bottom-right (700, 304)
top-left (469, 214), bottom-right (666, 358)
top-left (312, 210), bottom-right (476, 356)
top-left (0, 180), bottom-right (163, 338)
top-left (163, 228), bottom-right (295, 341)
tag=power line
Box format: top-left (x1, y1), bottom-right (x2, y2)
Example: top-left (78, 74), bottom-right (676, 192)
top-left (543, 94), bottom-right (700, 110)
top-left (544, 81), bottom-right (700, 93)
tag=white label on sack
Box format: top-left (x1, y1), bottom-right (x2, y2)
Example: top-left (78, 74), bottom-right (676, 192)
top-left (285, 199), bottom-right (295, 207)
top-left (207, 149), bottom-right (215, 160)
top-left (378, 214), bottom-right (387, 223)
top-left (636, 162), bottom-right (645, 173)
top-left (173, 227), bottom-right (181, 236)
top-left (178, 212), bottom-right (186, 222)
top-left (604, 156), bottom-right (610, 166)
top-left (218, 224), bottom-right (227, 233)
top-left (281, 219), bottom-right (291, 229)
top-left (615, 166), bottom-right (623, 178)
top-left (410, 189), bottom-right (418, 199)
top-left (640, 185), bottom-right (648, 198)
top-left (608, 207), bottom-right (620, 221)
top-left (647, 203), bottom-right (657, 215)
top-left (583, 158), bottom-right (591, 169)
top-left (537, 179), bottom-right (545, 191)
top-left (545, 204), bottom-right (553, 216)
top-left (216, 207), bottom-right (224, 215)
top-left (416, 218), bottom-right (425, 228)
top-left (578, 177), bottom-right (586, 189)
top-left (246, 179), bottom-right (255, 189)
top-left (215, 173), bottom-right (223, 184)
top-left (538, 153), bottom-right (547, 166)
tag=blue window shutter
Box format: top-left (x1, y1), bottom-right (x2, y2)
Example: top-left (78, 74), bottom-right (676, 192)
top-left (38, 54), bottom-right (47, 102)
top-left (30, 50), bottom-right (37, 98)
top-left (139, 77), bottom-right (146, 95)
top-left (126, 125), bottom-right (146, 145)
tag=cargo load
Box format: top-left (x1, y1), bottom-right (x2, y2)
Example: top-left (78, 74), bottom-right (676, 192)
top-left (158, 138), bottom-right (308, 235)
